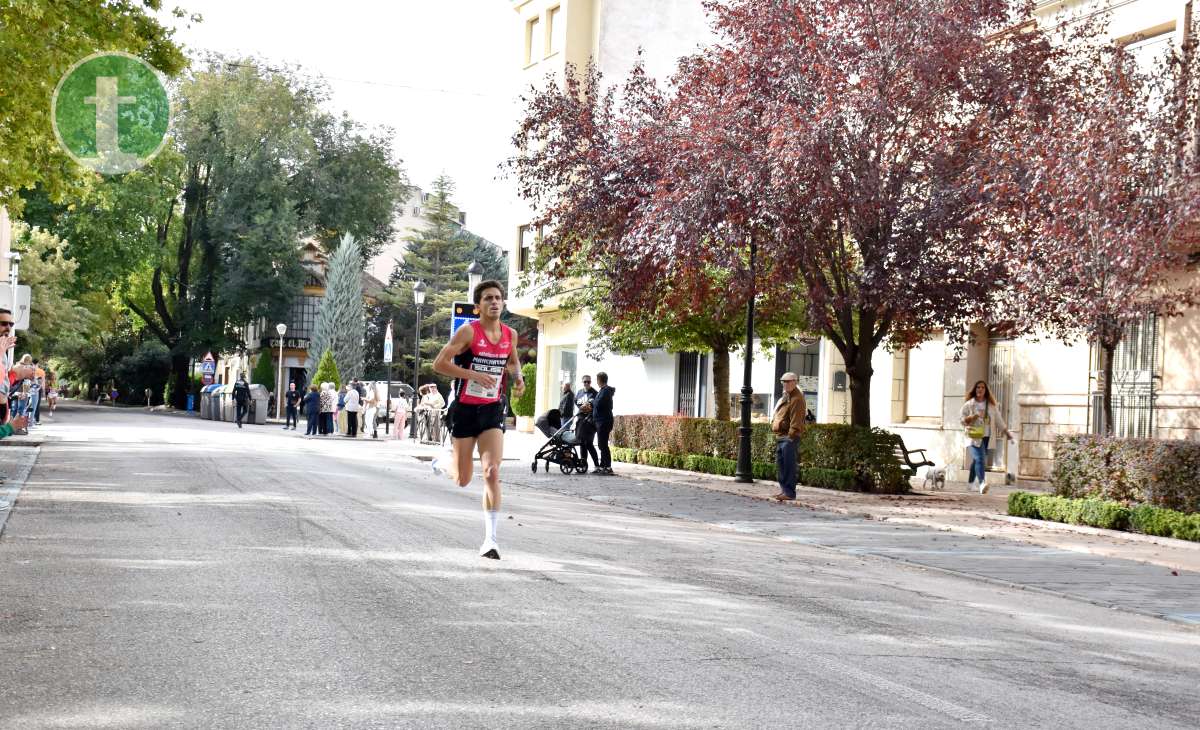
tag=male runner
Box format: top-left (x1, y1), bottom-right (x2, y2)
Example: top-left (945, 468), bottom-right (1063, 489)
top-left (432, 280), bottom-right (525, 560)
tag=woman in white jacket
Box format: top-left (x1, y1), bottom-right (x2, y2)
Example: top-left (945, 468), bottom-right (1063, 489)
top-left (959, 381), bottom-right (1014, 495)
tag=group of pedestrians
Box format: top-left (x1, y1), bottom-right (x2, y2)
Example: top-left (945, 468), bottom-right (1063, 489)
top-left (0, 309), bottom-right (57, 438)
top-left (563, 373), bottom-right (616, 475)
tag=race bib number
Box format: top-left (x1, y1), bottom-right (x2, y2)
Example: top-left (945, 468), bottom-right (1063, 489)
top-left (465, 378), bottom-right (500, 400)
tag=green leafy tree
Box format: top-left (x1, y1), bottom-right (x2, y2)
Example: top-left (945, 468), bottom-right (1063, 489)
top-left (312, 349), bottom-right (341, 390)
top-left (8, 221), bottom-right (97, 357)
top-left (0, 1), bottom-right (189, 212)
top-left (251, 351), bottom-right (275, 389)
top-left (305, 234), bottom-right (364, 379)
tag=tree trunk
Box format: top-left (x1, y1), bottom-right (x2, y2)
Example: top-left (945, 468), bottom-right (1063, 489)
top-left (845, 346), bottom-right (875, 427)
top-left (1101, 342), bottom-right (1115, 436)
top-left (168, 353), bottom-right (191, 410)
top-left (712, 347), bottom-right (730, 421)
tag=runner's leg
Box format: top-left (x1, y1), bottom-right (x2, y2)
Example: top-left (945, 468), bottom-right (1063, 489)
top-left (476, 428), bottom-right (504, 557)
top-left (452, 435), bottom-right (476, 487)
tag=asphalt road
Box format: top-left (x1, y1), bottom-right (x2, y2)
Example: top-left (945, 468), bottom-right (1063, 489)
top-left (1, 404), bottom-right (1198, 729)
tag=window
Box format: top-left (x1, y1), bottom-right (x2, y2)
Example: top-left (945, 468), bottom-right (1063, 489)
top-left (546, 6), bottom-right (563, 57)
top-left (458, 211), bottom-right (467, 226)
top-left (411, 207), bottom-right (420, 217)
top-left (905, 336), bottom-right (944, 420)
top-left (288, 295), bottom-right (322, 340)
top-left (518, 224), bottom-right (539, 272)
top-left (525, 16), bottom-right (541, 65)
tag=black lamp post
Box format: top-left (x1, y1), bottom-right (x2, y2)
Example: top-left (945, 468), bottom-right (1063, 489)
top-left (734, 236), bottom-right (756, 483)
top-left (411, 280), bottom-right (426, 439)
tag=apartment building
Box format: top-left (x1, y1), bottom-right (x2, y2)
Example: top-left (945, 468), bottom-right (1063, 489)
top-left (506, 0), bottom-right (1200, 484)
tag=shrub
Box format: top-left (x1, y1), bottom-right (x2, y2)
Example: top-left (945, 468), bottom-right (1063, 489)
top-left (1052, 435), bottom-right (1200, 514)
top-left (752, 461), bottom-right (777, 481)
top-left (800, 468), bottom-right (858, 491)
top-left (312, 350), bottom-right (342, 390)
top-left (612, 416), bottom-right (909, 493)
top-left (1008, 491), bottom-right (1040, 519)
top-left (1129, 504), bottom-right (1200, 541)
top-left (251, 352), bottom-right (276, 389)
top-left (637, 450), bottom-right (685, 469)
top-left (1078, 499), bottom-right (1131, 531)
top-left (611, 447), bottom-right (638, 464)
top-left (684, 454), bottom-right (738, 477)
top-left (511, 363), bottom-right (537, 417)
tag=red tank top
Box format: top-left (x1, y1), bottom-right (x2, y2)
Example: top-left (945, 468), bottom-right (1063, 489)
top-left (454, 320), bottom-right (514, 406)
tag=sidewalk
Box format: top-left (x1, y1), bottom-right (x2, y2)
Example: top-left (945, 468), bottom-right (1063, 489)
top-left (490, 428), bottom-right (1200, 574)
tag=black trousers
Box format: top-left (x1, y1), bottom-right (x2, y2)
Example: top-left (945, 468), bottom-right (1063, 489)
top-left (235, 401), bottom-right (248, 425)
top-left (285, 406), bottom-right (298, 428)
top-left (596, 421), bottom-right (613, 469)
top-left (306, 411), bottom-right (319, 435)
top-left (346, 411), bottom-right (358, 437)
top-left (577, 419), bottom-right (599, 467)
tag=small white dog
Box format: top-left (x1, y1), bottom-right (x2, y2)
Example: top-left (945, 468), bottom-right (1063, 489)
top-left (922, 466), bottom-right (946, 491)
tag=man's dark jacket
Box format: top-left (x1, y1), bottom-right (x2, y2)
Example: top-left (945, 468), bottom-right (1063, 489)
top-left (593, 386), bottom-right (615, 427)
top-left (232, 381), bottom-right (251, 404)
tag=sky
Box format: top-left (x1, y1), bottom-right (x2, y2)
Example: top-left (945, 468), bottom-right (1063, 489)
top-left (157, 0), bottom-right (524, 249)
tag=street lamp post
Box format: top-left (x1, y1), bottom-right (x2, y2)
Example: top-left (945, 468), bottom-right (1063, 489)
top-left (466, 260), bottom-right (483, 297)
top-left (275, 322), bottom-right (287, 420)
top-left (734, 236), bottom-right (756, 483)
top-left (411, 280), bottom-right (426, 439)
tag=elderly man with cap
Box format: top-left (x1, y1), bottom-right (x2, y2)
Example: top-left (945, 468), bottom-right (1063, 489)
top-left (771, 371), bottom-right (808, 501)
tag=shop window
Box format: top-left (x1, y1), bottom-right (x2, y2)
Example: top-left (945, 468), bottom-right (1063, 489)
top-left (905, 336), bottom-right (944, 421)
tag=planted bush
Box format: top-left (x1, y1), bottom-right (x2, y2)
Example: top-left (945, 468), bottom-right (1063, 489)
top-left (1052, 435), bottom-right (1200, 514)
top-left (800, 468), bottom-right (858, 491)
top-left (1004, 491), bottom-right (1200, 539)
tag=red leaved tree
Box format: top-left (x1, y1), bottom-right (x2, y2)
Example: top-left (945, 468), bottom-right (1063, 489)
top-left (507, 54), bottom-right (806, 421)
top-left (721, 0), bottom-right (1061, 426)
top-left (1001, 27), bottom-right (1200, 434)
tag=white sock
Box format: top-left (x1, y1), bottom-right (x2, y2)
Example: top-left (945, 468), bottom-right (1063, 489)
top-left (484, 510), bottom-right (499, 542)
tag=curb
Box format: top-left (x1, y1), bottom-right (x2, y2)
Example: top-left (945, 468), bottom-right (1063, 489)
top-left (982, 513), bottom-right (1200, 551)
top-left (0, 446), bottom-right (40, 539)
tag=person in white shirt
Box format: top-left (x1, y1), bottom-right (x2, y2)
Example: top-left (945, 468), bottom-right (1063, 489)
top-left (959, 380), bottom-right (1014, 495)
top-left (343, 384), bottom-right (361, 438)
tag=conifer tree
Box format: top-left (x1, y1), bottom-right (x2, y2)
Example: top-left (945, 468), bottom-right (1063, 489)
top-left (312, 349), bottom-right (342, 390)
top-left (305, 234), bottom-right (365, 379)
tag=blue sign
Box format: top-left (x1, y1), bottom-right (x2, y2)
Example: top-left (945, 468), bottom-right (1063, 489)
top-left (451, 301), bottom-right (479, 335)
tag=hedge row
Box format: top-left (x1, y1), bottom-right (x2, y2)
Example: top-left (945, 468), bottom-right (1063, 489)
top-left (1052, 435), bottom-right (1200, 514)
top-left (610, 446), bottom-right (872, 492)
top-left (611, 417), bottom-right (910, 494)
top-left (1008, 491), bottom-right (1200, 542)
top-left (610, 446), bottom-right (775, 480)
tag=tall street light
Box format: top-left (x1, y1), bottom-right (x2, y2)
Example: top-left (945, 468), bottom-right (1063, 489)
top-left (734, 236), bottom-right (756, 483)
top-left (275, 322), bottom-right (287, 420)
top-left (411, 280), bottom-right (426, 439)
top-left (467, 259), bottom-right (483, 297)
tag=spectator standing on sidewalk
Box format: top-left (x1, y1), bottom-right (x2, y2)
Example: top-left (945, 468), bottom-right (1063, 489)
top-left (283, 382), bottom-right (301, 430)
top-left (771, 372), bottom-right (808, 501)
top-left (319, 382), bottom-right (335, 435)
top-left (343, 383), bottom-right (360, 438)
top-left (558, 381), bottom-right (574, 422)
top-left (392, 393), bottom-right (408, 440)
top-left (574, 375), bottom-right (599, 471)
top-left (31, 359), bottom-right (45, 424)
top-left (232, 374), bottom-right (251, 428)
top-left (303, 385), bottom-right (321, 436)
top-left (592, 372), bottom-right (616, 475)
top-left (960, 380), bottom-right (1014, 495)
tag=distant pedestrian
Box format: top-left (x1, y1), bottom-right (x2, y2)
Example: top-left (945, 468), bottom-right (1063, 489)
top-left (319, 382), bottom-right (335, 435)
top-left (592, 373), bottom-right (616, 475)
top-left (303, 385), bottom-right (321, 436)
top-left (771, 372), bottom-right (807, 501)
top-left (284, 382), bottom-right (301, 430)
top-left (232, 374), bottom-right (251, 428)
top-left (558, 381), bottom-right (574, 422)
top-left (574, 375), bottom-right (599, 471)
top-left (32, 359), bottom-right (45, 424)
top-left (363, 386), bottom-right (379, 437)
top-left (46, 371), bottom-right (58, 417)
top-left (336, 386), bottom-right (346, 434)
top-left (344, 383), bottom-right (360, 437)
top-left (961, 380), bottom-right (1014, 495)
top-left (392, 394), bottom-right (408, 440)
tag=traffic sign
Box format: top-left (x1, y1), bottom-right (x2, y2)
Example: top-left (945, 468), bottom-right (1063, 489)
top-left (200, 351), bottom-right (216, 385)
top-left (383, 321), bottom-right (394, 363)
top-left (451, 301), bottom-right (479, 335)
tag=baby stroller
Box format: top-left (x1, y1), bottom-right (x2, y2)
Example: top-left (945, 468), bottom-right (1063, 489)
top-left (532, 409), bottom-right (589, 474)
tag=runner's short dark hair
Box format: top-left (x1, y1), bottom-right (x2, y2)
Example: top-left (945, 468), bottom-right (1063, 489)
top-left (473, 280), bottom-right (505, 304)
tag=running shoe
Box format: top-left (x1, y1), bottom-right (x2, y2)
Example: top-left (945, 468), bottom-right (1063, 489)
top-left (979, 482), bottom-right (990, 495)
top-left (479, 538), bottom-right (500, 560)
top-left (431, 457), bottom-right (445, 476)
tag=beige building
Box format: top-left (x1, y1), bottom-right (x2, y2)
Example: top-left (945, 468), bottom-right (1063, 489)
top-left (506, 0), bottom-right (1200, 483)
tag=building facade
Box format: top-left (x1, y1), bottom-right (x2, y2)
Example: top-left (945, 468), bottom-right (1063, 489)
top-left (366, 184), bottom-right (470, 285)
top-left (507, 0), bottom-right (1200, 484)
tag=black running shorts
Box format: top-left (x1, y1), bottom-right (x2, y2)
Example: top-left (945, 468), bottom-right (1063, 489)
top-left (450, 401), bottom-right (506, 439)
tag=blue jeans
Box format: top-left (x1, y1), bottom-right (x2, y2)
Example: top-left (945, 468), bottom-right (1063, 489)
top-left (968, 436), bottom-right (990, 484)
top-left (776, 438), bottom-right (798, 498)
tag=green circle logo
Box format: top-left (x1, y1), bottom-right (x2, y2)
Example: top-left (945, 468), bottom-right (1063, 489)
top-left (52, 51), bottom-right (171, 175)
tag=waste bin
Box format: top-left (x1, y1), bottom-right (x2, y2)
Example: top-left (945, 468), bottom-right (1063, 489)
top-left (199, 383), bottom-right (222, 420)
top-left (186, 393), bottom-right (195, 412)
top-left (247, 384), bottom-right (269, 425)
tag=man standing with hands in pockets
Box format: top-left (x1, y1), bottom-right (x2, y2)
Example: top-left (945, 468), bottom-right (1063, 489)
top-left (771, 372), bottom-right (808, 501)
top-left (433, 280), bottom-right (525, 560)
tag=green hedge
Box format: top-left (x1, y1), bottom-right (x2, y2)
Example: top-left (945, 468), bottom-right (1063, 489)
top-left (611, 416), bottom-right (909, 494)
top-left (1008, 491), bottom-right (1200, 541)
top-left (610, 447), bottom-right (777, 480)
top-left (801, 468), bottom-right (858, 492)
top-left (1052, 435), bottom-right (1200, 514)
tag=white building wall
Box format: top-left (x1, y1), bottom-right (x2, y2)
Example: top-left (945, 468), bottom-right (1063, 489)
top-left (595, 0), bottom-right (713, 80)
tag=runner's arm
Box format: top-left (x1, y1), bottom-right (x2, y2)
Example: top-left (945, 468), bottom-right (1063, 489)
top-left (506, 340), bottom-right (525, 398)
top-left (432, 325), bottom-right (497, 388)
